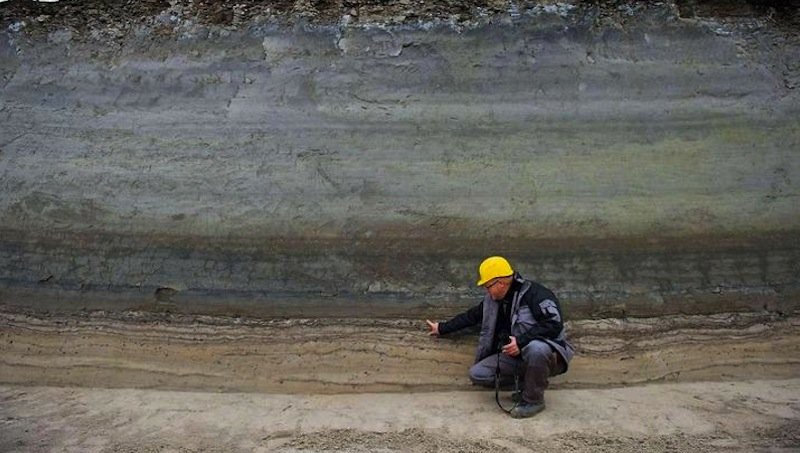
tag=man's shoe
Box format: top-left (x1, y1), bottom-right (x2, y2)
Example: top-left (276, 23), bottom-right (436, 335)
top-left (510, 401), bottom-right (546, 419)
top-left (511, 390), bottom-right (522, 404)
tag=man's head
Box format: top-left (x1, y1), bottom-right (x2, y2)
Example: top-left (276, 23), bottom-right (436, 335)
top-left (477, 256), bottom-right (514, 301)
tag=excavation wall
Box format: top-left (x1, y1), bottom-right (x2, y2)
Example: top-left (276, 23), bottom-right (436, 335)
top-left (1, 3), bottom-right (799, 319)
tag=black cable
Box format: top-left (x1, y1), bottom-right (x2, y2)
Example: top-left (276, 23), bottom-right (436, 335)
top-left (494, 351), bottom-right (519, 414)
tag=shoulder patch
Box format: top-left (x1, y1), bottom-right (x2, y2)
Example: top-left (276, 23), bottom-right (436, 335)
top-left (539, 299), bottom-right (561, 322)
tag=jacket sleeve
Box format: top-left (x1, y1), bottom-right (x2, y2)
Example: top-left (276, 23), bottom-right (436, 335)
top-left (515, 297), bottom-right (563, 348)
top-left (438, 301), bottom-right (483, 335)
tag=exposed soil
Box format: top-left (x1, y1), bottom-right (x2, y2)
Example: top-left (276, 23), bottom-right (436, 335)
top-left (2, 1), bottom-right (799, 451)
top-left (2, 0), bottom-right (799, 36)
top-left (1, 379), bottom-right (799, 452)
top-left (1, 306), bottom-right (798, 392)
top-left (3, 306), bottom-right (797, 451)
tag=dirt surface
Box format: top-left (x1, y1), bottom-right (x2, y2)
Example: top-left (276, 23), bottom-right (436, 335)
top-left (2, 307), bottom-right (797, 451)
top-left (1, 379), bottom-right (799, 452)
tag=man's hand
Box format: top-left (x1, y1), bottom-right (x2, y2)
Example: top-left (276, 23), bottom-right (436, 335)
top-left (425, 319), bottom-right (440, 336)
top-left (502, 336), bottom-right (520, 357)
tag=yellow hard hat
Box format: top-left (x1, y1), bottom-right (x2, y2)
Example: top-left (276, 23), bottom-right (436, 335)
top-left (476, 256), bottom-right (514, 286)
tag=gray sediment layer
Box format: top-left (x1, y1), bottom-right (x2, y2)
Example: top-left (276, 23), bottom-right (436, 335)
top-left (1, 3), bottom-right (798, 318)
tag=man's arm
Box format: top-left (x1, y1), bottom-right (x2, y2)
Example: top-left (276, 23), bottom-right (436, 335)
top-left (515, 298), bottom-right (563, 348)
top-left (426, 301), bottom-right (483, 336)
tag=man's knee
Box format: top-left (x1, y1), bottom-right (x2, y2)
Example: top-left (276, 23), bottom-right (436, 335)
top-left (468, 363), bottom-right (495, 386)
top-left (520, 340), bottom-right (553, 363)
top-left (521, 340), bottom-right (566, 375)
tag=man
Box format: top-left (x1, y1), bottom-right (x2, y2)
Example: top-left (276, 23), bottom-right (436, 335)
top-left (425, 256), bottom-right (574, 418)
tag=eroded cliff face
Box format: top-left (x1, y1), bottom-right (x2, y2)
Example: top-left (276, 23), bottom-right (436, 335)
top-left (0, 1), bottom-right (798, 319)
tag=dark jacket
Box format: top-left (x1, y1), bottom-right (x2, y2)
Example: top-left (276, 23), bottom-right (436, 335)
top-left (438, 273), bottom-right (574, 367)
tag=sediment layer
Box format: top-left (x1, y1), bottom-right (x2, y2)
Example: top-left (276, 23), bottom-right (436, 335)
top-left (2, 2), bottom-right (799, 317)
top-left (1, 307), bottom-right (797, 393)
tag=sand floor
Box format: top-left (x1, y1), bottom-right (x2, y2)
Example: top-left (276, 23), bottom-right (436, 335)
top-left (1, 379), bottom-right (799, 452)
top-left (1, 307), bottom-right (799, 451)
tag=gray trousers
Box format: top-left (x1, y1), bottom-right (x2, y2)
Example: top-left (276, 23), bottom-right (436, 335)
top-left (468, 340), bottom-right (565, 404)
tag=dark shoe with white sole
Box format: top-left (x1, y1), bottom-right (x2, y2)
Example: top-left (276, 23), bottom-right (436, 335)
top-left (510, 401), bottom-right (546, 419)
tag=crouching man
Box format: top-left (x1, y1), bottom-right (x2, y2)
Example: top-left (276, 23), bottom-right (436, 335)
top-left (425, 256), bottom-right (574, 418)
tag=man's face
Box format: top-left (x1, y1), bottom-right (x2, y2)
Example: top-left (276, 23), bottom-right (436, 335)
top-left (484, 277), bottom-right (510, 301)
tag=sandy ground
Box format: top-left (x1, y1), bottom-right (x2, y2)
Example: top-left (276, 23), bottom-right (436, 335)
top-left (1, 307), bottom-right (799, 451)
top-left (1, 379), bottom-right (799, 452)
